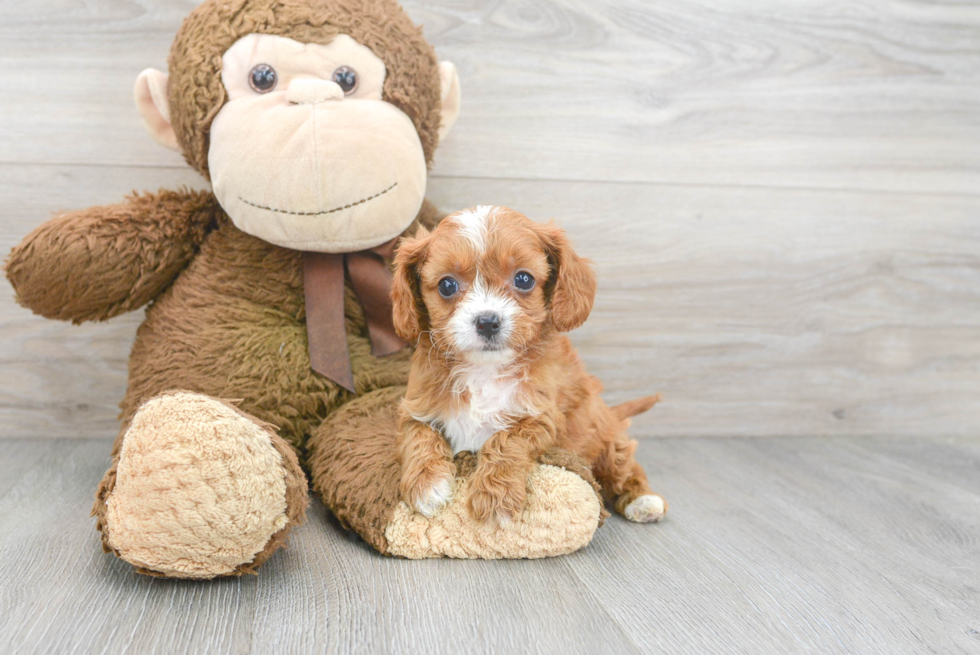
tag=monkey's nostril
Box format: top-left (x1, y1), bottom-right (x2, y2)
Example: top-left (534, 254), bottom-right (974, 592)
top-left (474, 313), bottom-right (501, 339)
top-left (285, 78), bottom-right (345, 105)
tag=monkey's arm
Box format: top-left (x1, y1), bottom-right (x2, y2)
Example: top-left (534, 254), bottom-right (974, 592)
top-left (5, 189), bottom-right (220, 323)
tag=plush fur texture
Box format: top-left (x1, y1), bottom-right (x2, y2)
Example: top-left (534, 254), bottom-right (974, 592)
top-left (393, 207), bottom-right (667, 523)
top-left (385, 463), bottom-right (601, 559)
top-left (168, 0), bottom-right (443, 178)
top-left (101, 392), bottom-right (308, 579)
top-left (9, 190), bottom-right (605, 565)
top-left (306, 386), bottom-right (607, 557)
top-left (5, 189), bottom-right (219, 323)
top-left (5, 0), bottom-right (610, 576)
top-left (113, 201), bottom-right (431, 453)
top-left (7, 194), bottom-right (440, 454)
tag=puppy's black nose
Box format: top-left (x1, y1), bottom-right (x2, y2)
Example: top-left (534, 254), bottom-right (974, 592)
top-left (475, 313), bottom-right (501, 339)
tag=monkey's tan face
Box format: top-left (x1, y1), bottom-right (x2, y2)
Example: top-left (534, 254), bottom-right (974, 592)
top-left (207, 34), bottom-right (428, 252)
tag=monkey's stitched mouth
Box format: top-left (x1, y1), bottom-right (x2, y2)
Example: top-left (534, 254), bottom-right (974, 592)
top-left (238, 182), bottom-right (398, 217)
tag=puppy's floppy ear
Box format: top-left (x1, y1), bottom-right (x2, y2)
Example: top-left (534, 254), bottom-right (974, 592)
top-left (391, 227), bottom-right (431, 342)
top-left (537, 222), bottom-right (597, 332)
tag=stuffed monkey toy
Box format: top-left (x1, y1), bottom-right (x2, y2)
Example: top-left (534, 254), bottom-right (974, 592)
top-left (5, 0), bottom-right (604, 579)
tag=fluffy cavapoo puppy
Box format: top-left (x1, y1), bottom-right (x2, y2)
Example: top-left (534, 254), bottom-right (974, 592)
top-left (391, 205), bottom-right (666, 525)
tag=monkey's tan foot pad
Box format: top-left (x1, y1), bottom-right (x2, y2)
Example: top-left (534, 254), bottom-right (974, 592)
top-left (384, 464), bottom-right (601, 559)
top-left (101, 391), bottom-right (307, 579)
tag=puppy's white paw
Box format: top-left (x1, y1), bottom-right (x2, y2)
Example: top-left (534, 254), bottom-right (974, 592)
top-left (624, 494), bottom-right (666, 523)
top-left (414, 477), bottom-right (454, 517)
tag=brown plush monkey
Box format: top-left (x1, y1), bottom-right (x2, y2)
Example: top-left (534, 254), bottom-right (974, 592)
top-left (4, 0), bottom-right (604, 578)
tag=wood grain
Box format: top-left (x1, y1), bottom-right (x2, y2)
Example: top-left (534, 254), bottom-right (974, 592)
top-left (3, 165), bottom-right (978, 439)
top-left (0, 436), bottom-right (977, 654)
top-left (0, 1), bottom-right (977, 193)
top-left (1, 2), bottom-right (978, 438)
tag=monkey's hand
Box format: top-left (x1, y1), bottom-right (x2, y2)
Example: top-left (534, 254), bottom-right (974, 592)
top-left (5, 188), bottom-right (219, 323)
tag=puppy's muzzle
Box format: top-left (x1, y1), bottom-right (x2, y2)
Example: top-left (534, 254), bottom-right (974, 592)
top-left (475, 313), bottom-right (502, 341)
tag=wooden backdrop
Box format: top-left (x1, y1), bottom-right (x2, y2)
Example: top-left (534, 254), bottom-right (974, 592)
top-left (2, 0), bottom-right (978, 439)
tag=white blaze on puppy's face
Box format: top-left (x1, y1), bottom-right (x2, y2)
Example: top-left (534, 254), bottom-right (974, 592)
top-left (452, 204), bottom-right (493, 253)
top-left (444, 207), bottom-right (521, 362)
top-left (448, 273), bottom-right (519, 361)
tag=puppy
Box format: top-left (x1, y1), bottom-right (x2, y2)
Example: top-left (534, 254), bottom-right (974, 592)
top-left (391, 205), bottom-right (666, 524)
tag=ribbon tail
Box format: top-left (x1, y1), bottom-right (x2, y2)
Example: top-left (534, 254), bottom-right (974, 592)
top-left (347, 249), bottom-right (407, 357)
top-left (303, 251), bottom-right (356, 393)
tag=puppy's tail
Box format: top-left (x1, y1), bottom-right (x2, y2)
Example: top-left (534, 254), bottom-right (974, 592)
top-left (612, 393), bottom-right (661, 421)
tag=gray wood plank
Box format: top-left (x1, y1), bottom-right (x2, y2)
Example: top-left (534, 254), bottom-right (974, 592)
top-left (0, 436), bottom-right (977, 654)
top-left (565, 437), bottom-right (980, 654)
top-left (0, 439), bottom-right (639, 655)
top-left (0, 0), bottom-right (977, 193)
top-left (3, 165), bottom-right (978, 439)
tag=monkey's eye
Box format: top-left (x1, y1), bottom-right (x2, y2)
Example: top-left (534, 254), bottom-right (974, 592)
top-left (514, 271), bottom-right (535, 291)
top-left (438, 277), bottom-right (459, 299)
top-left (332, 66), bottom-right (358, 95)
top-left (249, 64), bottom-right (278, 93)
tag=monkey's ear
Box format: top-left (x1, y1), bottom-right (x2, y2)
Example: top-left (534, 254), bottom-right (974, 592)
top-left (134, 68), bottom-right (181, 152)
top-left (437, 62), bottom-right (461, 143)
top-left (391, 227), bottom-right (432, 342)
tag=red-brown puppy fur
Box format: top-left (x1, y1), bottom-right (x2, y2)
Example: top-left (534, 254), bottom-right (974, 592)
top-left (391, 206), bottom-right (666, 524)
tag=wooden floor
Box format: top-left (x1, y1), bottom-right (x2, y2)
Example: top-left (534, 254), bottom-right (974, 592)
top-left (0, 436), bottom-right (977, 655)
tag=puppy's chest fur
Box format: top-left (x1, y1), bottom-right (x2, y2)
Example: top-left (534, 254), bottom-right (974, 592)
top-left (430, 364), bottom-right (531, 455)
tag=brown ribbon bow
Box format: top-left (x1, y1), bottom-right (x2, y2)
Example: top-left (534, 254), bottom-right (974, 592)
top-left (303, 238), bottom-right (406, 393)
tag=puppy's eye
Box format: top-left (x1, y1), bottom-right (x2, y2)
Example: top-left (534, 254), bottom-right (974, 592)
top-left (514, 271), bottom-right (535, 291)
top-left (249, 64), bottom-right (278, 93)
top-left (332, 66), bottom-right (358, 95)
top-left (438, 277), bottom-right (459, 298)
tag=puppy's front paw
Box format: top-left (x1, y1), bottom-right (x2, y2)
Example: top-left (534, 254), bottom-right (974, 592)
top-left (467, 474), bottom-right (527, 524)
top-left (624, 494), bottom-right (667, 523)
top-left (413, 476), bottom-right (454, 517)
top-left (401, 455), bottom-right (456, 518)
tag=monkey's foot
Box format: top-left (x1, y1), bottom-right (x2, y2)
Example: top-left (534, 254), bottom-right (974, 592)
top-left (97, 391), bottom-right (307, 578)
top-left (384, 463), bottom-right (601, 559)
top-left (307, 387), bottom-right (605, 560)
